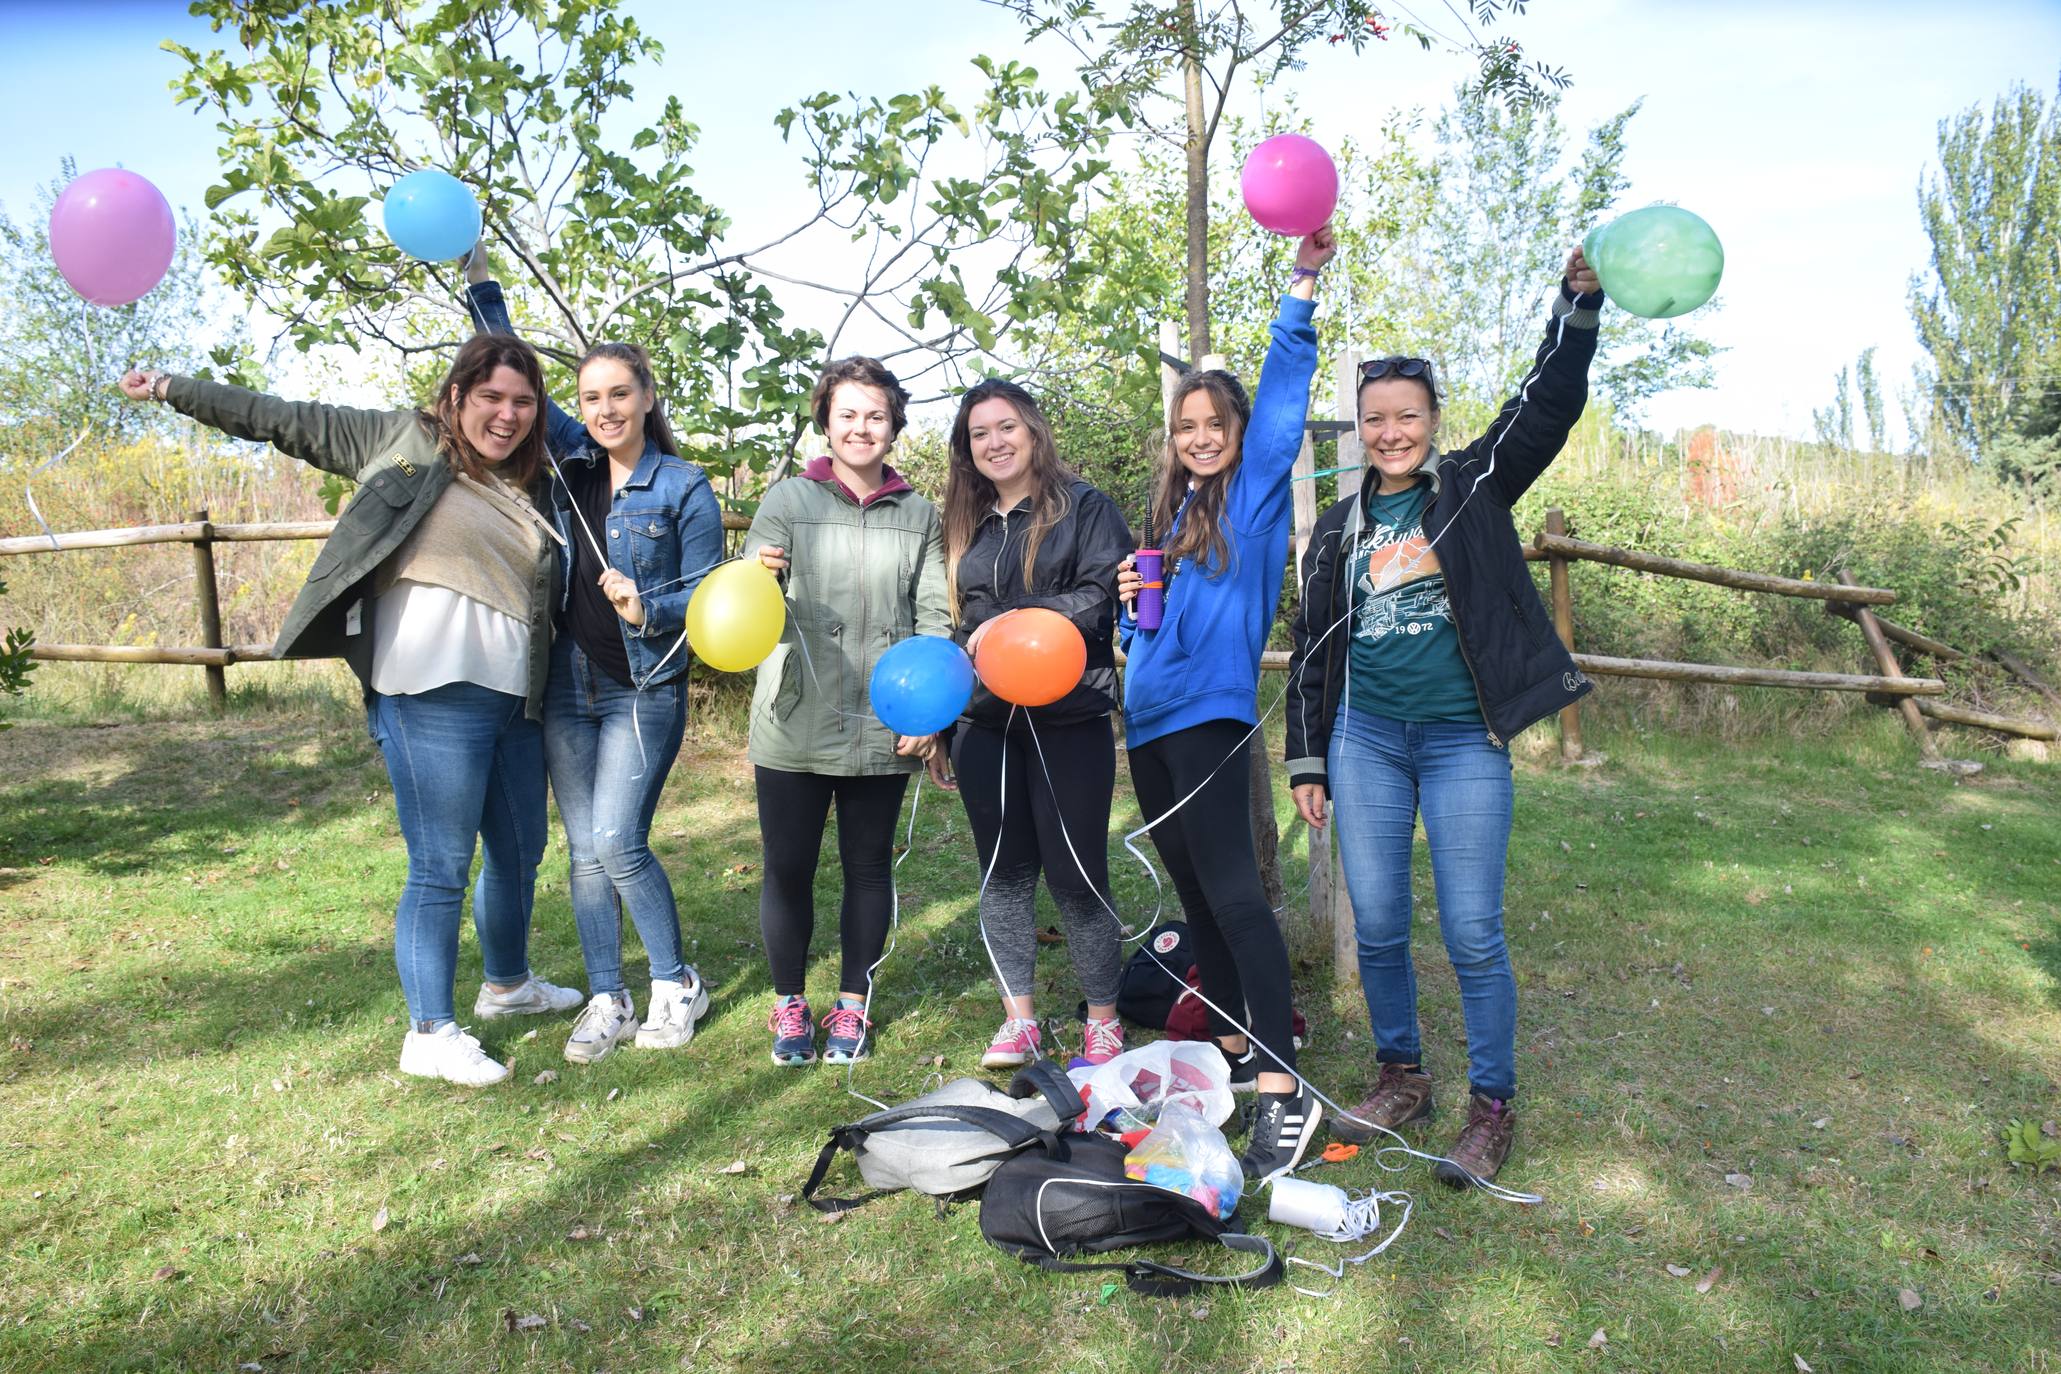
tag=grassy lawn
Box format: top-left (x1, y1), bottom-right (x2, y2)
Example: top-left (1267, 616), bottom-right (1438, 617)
top-left (1, 680), bottom-right (2057, 1373)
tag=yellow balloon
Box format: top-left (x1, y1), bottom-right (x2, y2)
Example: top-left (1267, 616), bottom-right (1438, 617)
top-left (685, 560), bottom-right (787, 672)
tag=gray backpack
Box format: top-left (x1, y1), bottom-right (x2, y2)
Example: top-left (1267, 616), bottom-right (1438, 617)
top-left (802, 1061), bottom-right (1086, 1213)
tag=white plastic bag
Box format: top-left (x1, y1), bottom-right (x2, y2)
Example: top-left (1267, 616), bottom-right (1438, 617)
top-left (1124, 1101), bottom-right (1243, 1219)
top-left (1068, 1039), bottom-right (1233, 1132)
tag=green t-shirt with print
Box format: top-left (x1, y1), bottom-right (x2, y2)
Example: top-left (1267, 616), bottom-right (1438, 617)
top-left (1341, 482), bottom-right (1482, 723)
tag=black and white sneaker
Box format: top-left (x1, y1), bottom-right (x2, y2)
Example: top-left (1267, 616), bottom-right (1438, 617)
top-left (1240, 1084), bottom-right (1323, 1181)
top-left (1225, 1045), bottom-right (1261, 1094)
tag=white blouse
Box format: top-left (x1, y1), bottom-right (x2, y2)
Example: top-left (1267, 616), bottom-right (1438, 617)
top-left (369, 580), bottom-right (531, 698)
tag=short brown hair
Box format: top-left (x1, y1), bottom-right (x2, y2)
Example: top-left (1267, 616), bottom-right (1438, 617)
top-left (810, 357), bottom-right (910, 439)
top-left (422, 332), bottom-right (550, 490)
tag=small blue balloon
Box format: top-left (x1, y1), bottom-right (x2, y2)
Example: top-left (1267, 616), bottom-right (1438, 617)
top-left (382, 170), bottom-right (482, 262)
top-left (870, 635), bottom-right (975, 736)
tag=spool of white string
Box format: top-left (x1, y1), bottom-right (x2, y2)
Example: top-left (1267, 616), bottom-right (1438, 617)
top-left (1268, 1175), bottom-right (1350, 1234)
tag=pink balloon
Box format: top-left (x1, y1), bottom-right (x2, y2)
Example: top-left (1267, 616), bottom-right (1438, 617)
top-left (49, 169), bottom-right (176, 307)
top-left (1240, 134), bottom-right (1339, 237)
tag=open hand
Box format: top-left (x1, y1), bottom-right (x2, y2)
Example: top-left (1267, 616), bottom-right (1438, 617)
top-left (598, 568), bottom-right (645, 626)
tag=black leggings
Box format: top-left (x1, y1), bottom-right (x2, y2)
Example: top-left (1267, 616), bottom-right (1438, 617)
top-left (1126, 718), bottom-right (1295, 1071)
top-left (756, 767), bottom-right (911, 997)
top-left (951, 716), bottom-right (1122, 1006)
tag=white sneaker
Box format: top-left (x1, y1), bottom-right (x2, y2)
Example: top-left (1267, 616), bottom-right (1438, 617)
top-left (564, 993), bottom-right (640, 1064)
top-left (398, 1022), bottom-right (510, 1086)
top-left (473, 975), bottom-right (584, 1019)
top-left (635, 971), bottom-right (711, 1049)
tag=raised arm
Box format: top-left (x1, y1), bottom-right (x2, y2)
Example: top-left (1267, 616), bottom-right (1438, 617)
top-left (460, 271), bottom-right (587, 460)
top-left (121, 369), bottom-right (406, 481)
top-left (1463, 245), bottom-right (1603, 509)
top-left (1224, 226), bottom-right (1333, 536)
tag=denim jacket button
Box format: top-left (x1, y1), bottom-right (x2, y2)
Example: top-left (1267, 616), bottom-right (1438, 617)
top-left (609, 528), bottom-right (619, 539)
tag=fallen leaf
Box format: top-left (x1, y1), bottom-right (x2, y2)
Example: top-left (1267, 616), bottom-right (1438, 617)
top-left (606, 1087), bottom-right (620, 1102)
top-left (1587, 1328), bottom-right (1608, 1350)
top-left (1544, 1333), bottom-right (1562, 1348)
top-left (1696, 1266), bottom-right (1722, 1294)
top-left (821, 1209), bottom-right (845, 1224)
top-left (1794, 1357), bottom-right (1813, 1373)
top-left (521, 1029), bottom-right (538, 1042)
top-left (1191, 1304), bottom-right (1211, 1320)
top-left (568, 1318), bottom-right (591, 1333)
top-left (503, 1311), bottom-right (547, 1332)
top-left (454, 1253), bottom-right (482, 1266)
top-left (1723, 1172), bottom-right (1753, 1190)
top-left (567, 1225), bottom-right (596, 1242)
top-left (626, 1306), bottom-right (645, 1321)
top-left (1811, 1118), bottom-right (1831, 1130)
top-left (1665, 1264), bottom-right (1692, 1278)
top-left (1898, 1287), bottom-right (1922, 1312)
top-left (776, 1193), bottom-right (795, 1205)
top-left (371, 1206), bottom-right (390, 1233)
top-left (152, 1265), bottom-right (181, 1282)
top-left (525, 1147), bottom-right (549, 1160)
top-left (533, 1070), bottom-right (558, 1085)
top-left (718, 1159), bottom-right (749, 1175)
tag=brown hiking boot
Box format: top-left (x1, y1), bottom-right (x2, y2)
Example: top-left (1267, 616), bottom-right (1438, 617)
top-left (1433, 1093), bottom-right (1515, 1189)
top-left (1331, 1063), bottom-right (1434, 1143)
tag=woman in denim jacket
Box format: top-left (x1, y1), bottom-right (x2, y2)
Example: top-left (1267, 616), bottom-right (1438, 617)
top-left (465, 258), bottom-right (724, 1066)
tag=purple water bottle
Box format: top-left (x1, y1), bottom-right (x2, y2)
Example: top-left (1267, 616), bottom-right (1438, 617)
top-left (1135, 548), bottom-right (1165, 631)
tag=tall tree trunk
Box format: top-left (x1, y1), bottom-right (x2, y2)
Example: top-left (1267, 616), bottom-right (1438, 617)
top-left (1177, 4), bottom-right (1281, 911)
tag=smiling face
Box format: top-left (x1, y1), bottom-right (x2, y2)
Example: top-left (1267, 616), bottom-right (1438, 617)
top-left (453, 364), bottom-right (539, 466)
top-left (1172, 389), bottom-right (1236, 481)
top-left (964, 395), bottom-right (1032, 499)
top-left (826, 380), bottom-right (894, 477)
top-left (577, 356), bottom-right (653, 457)
top-left (1358, 376), bottom-right (1439, 493)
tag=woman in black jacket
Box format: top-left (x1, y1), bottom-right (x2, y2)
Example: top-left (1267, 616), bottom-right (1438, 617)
top-left (940, 379), bottom-right (1133, 1068)
top-left (1284, 246), bottom-right (1601, 1188)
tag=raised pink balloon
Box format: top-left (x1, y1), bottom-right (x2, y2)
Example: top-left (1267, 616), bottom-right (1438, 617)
top-left (1240, 134), bottom-right (1338, 237)
top-left (49, 169), bottom-right (176, 307)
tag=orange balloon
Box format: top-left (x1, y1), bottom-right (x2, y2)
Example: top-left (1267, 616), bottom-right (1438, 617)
top-left (974, 608), bottom-right (1087, 707)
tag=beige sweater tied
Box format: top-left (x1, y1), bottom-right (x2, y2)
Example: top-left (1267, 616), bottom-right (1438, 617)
top-left (374, 472), bottom-right (553, 618)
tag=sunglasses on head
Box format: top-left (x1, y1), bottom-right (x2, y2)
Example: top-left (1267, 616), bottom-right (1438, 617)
top-left (1359, 355), bottom-right (1438, 390)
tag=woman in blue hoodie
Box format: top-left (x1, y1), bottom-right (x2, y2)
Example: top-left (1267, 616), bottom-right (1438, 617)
top-left (1117, 225), bottom-right (1332, 1181)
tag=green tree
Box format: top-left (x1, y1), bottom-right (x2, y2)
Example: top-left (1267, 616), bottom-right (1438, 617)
top-left (1856, 345), bottom-right (1886, 452)
top-left (1814, 365), bottom-right (1854, 450)
top-left (1908, 74), bottom-right (2060, 463)
top-left (165, 0), bottom-right (1142, 488)
top-left (0, 162), bottom-right (253, 461)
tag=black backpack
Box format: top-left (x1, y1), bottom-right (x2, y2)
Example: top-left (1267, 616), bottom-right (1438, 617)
top-left (978, 1133), bottom-right (1282, 1296)
top-left (1111, 922), bottom-right (1194, 1029)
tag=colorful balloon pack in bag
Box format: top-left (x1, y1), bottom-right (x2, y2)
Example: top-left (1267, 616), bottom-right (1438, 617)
top-left (1122, 1102), bottom-right (1242, 1220)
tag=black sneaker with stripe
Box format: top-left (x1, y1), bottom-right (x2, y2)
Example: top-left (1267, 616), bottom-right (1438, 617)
top-left (1225, 1045), bottom-right (1261, 1094)
top-left (1240, 1084), bottom-right (1323, 1181)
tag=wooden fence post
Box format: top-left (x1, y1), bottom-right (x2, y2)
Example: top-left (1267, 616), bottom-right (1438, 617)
top-left (1545, 507), bottom-right (1582, 761)
top-left (1326, 349), bottom-right (1365, 988)
top-left (190, 507), bottom-right (227, 715)
top-left (1838, 570), bottom-right (1937, 763)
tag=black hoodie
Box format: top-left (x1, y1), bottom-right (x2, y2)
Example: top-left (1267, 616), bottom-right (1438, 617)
top-left (953, 478), bottom-right (1133, 729)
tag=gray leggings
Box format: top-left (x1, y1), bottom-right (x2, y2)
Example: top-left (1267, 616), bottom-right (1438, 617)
top-left (950, 717), bottom-right (1122, 1006)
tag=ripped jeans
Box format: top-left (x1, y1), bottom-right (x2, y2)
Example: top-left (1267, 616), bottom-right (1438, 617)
top-left (543, 636), bottom-right (688, 996)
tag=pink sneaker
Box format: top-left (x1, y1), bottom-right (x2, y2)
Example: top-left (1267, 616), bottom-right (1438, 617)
top-left (1081, 1016), bottom-right (1125, 1065)
top-left (981, 1016), bottom-right (1042, 1068)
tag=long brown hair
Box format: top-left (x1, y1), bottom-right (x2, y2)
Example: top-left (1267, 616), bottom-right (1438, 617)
top-left (1149, 368), bottom-right (1251, 575)
top-left (943, 379), bottom-right (1076, 616)
top-left (421, 332), bottom-right (550, 490)
top-left (579, 341), bottom-right (680, 455)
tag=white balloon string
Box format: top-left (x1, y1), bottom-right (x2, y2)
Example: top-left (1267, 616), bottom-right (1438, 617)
top-left (25, 298), bottom-right (97, 549)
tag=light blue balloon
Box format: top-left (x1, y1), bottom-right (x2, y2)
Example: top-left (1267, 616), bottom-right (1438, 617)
top-left (869, 635), bottom-right (976, 736)
top-left (382, 170), bottom-right (482, 262)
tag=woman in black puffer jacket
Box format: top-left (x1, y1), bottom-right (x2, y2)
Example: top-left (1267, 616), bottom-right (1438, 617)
top-left (1284, 245), bottom-right (1602, 1191)
top-left (940, 379), bottom-right (1134, 1070)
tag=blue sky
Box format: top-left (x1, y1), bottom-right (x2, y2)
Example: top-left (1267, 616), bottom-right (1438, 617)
top-left (2, 0), bottom-right (2056, 442)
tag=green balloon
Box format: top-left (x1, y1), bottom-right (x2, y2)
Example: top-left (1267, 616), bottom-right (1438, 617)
top-left (1582, 205), bottom-right (1723, 319)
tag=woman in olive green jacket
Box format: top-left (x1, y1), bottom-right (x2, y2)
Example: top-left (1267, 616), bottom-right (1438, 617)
top-left (118, 337), bottom-right (584, 1088)
top-left (744, 356), bottom-right (951, 1068)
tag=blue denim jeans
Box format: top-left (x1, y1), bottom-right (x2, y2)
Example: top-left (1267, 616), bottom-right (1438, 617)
top-left (544, 637), bottom-right (687, 995)
top-left (369, 682), bottom-right (547, 1026)
top-left (1327, 707), bottom-right (1517, 1100)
